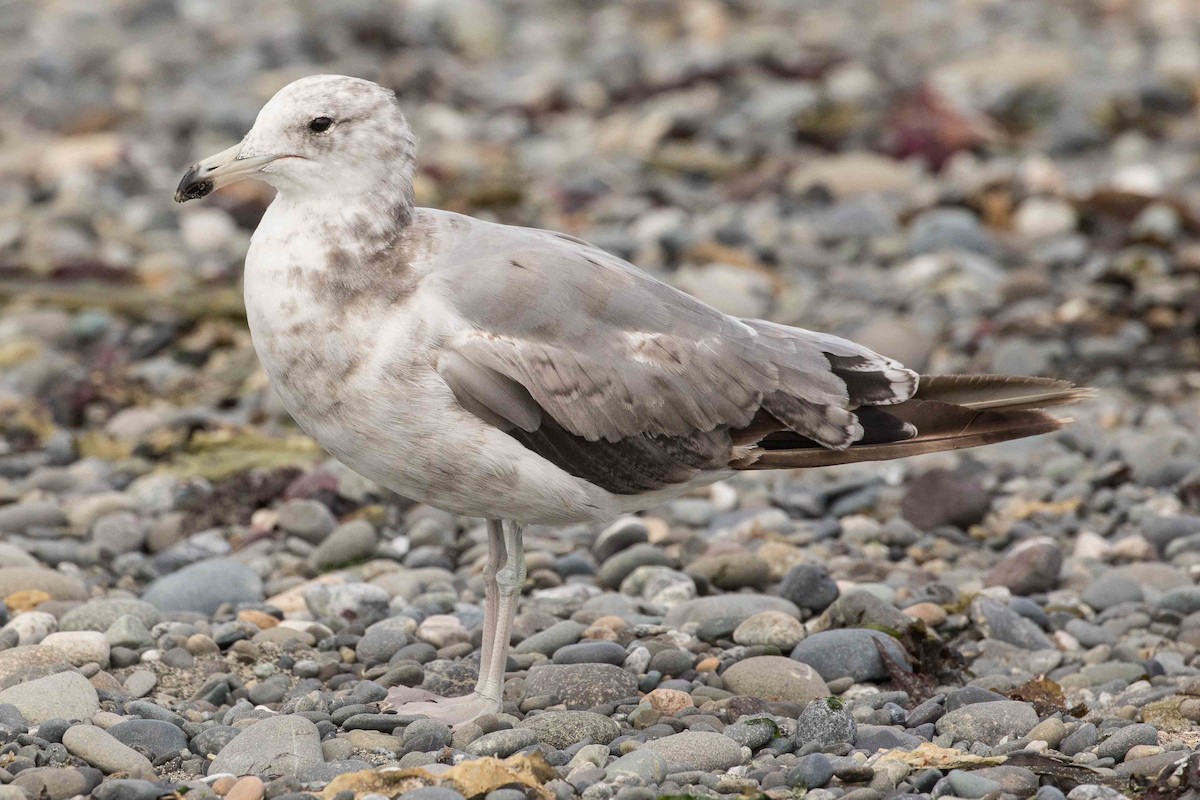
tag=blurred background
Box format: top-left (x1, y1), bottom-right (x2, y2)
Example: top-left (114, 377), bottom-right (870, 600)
top-left (1, 0), bottom-right (1199, 490)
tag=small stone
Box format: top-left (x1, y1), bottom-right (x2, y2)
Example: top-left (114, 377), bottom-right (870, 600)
top-left (733, 611), bottom-right (805, 649)
top-left (276, 499), bottom-right (337, 543)
top-left (142, 559), bottom-right (264, 615)
top-left (796, 698), bottom-right (857, 747)
top-left (663, 594), bottom-right (799, 628)
top-left (60, 599), bottom-right (160, 632)
top-left (308, 519), bottom-right (377, 570)
top-left (62, 724), bottom-right (155, 778)
top-left (105, 615), bottom-right (154, 650)
top-left (946, 769), bottom-right (1002, 799)
top-left (645, 730), bottom-right (745, 770)
top-left (901, 469), bottom-right (991, 531)
top-left (40, 631), bottom-right (110, 667)
top-left (721, 656), bottom-right (828, 703)
top-left (788, 753), bottom-right (834, 788)
top-left (552, 641), bottom-right (627, 666)
top-left (226, 775), bottom-right (266, 800)
top-left (777, 564), bottom-right (840, 613)
top-left (464, 728), bottom-right (538, 758)
top-left (1060, 723), bottom-right (1098, 756)
top-left (208, 714), bottom-right (323, 777)
top-left (11, 766), bottom-right (102, 800)
top-left (645, 688), bottom-right (693, 716)
top-left (984, 538), bottom-right (1063, 595)
top-left (516, 710), bottom-right (620, 749)
top-left (1080, 575), bottom-right (1144, 612)
top-left (605, 748), bottom-right (668, 783)
top-left (0, 670), bottom-right (99, 723)
top-left (523, 663), bottom-right (638, 710)
top-left (305, 582), bottom-right (390, 627)
top-left (1095, 724), bottom-right (1158, 761)
top-left (935, 701), bottom-right (1038, 746)
top-left (686, 552), bottom-right (771, 590)
top-left (790, 629), bottom-right (910, 682)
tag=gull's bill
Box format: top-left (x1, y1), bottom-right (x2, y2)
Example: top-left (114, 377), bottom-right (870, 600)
top-left (175, 142), bottom-right (282, 202)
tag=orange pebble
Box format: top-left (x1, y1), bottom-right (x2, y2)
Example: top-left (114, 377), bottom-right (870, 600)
top-left (237, 609), bottom-right (279, 629)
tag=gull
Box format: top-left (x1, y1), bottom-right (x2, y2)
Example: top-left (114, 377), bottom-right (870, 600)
top-left (176, 74), bottom-right (1087, 724)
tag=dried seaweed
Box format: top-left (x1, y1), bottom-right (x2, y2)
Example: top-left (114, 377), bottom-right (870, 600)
top-left (1007, 675), bottom-right (1087, 717)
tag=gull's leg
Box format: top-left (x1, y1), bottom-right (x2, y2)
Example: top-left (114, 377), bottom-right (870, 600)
top-left (381, 519), bottom-right (508, 726)
top-left (476, 521), bottom-right (523, 703)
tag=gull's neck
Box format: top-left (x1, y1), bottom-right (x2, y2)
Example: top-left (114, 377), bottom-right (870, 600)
top-left (270, 187), bottom-right (414, 268)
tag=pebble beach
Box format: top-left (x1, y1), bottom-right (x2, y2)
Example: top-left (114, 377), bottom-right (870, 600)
top-left (2, 1), bottom-right (1200, 799)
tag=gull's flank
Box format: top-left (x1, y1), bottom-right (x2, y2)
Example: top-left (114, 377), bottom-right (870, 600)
top-left (176, 74), bottom-right (1089, 724)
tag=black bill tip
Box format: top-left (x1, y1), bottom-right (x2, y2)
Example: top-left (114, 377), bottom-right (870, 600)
top-left (175, 165), bottom-right (214, 203)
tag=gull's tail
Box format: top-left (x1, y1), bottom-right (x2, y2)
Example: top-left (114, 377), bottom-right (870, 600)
top-left (742, 375), bottom-right (1093, 470)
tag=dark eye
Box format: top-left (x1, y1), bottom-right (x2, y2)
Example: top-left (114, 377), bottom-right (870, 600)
top-left (308, 116), bottom-right (333, 133)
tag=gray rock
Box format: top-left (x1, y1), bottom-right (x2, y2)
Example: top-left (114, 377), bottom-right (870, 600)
top-left (645, 730), bottom-right (744, 770)
top-left (598, 543), bottom-right (671, 589)
top-left (605, 748), bottom-right (668, 783)
top-left (1095, 724), bottom-right (1158, 761)
top-left (788, 753), bottom-right (834, 788)
top-left (1060, 723), bottom-right (1098, 756)
top-left (663, 594), bottom-right (800, 628)
top-left (60, 599), bottom-right (160, 632)
top-left (514, 620), bottom-right (585, 656)
top-left (0, 501), bottom-right (67, 533)
top-left (901, 468), bottom-right (991, 531)
top-left (855, 724), bottom-right (922, 752)
top-left (723, 716), bottom-right (779, 750)
top-left (91, 511), bottom-right (146, 555)
top-left (11, 766), bottom-right (102, 800)
top-left (790, 629), bottom-right (910, 682)
top-left (523, 663), bottom-right (638, 710)
top-left (190, 725), bottom-right (241, 758)
top-left (1159, 587), bottom-right (1200, 615)
top-left (984, 539), bottom-right (1062, 595)
top-left (276, 499), bottom-right (337, 543)
top-left (105, 615), bottom-right (154, 650)
top-left (552, 641), bottom-right (626, 666)
top-left (686, 552), bottom-right (771, 590)
top-left (142, 559), bottom-right (263, 615)
top-left (355, 618), bottom-right (410, 664)
top-left (464, 728), bottom-right (538, 757)
top-left (91, 779), bottom-right (163, 800)
top-left (969, 766), bottom-right (1040, 796)
top-left (722, 656), bottom-right (828, 703)
top-left (397, 789), bottom-right (467, 800)
top-left (107, 720), bottom-right (186, 763)
top-left (972, 598), bottom-right (1054, 650)
top-left (62, 724), bottom-right (155, 778)
top-left (308, 519), bottom-right (377, 569)
top-left (796, 698), bottom-right (857, 747)
top-left (208, 714), bottom-right (323, 777)
top-left (0, 567), bottom-right (86, 601)
top-left (777, 564), bottom-right (839, 612)
top-left (516, 710), bottom-right (620, 749)
top-left (1080, 574), bottom-right (1144, 611)
top-left (935, 700), bottom-right (1038, 746)
top-left (0, 646), bottom-right (73, 689)
top-left (0, 671), bottom-right (99, 724)
top-left (907, 207), bottom-right (995, 256)
top-left (946, 769), bottom-right (1002, 799)
top-left (305, 582), bottom-right (390, 627)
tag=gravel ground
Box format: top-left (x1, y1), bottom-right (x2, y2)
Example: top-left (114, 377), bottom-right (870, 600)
top-left (2, 1), bottom-right (1200, 799)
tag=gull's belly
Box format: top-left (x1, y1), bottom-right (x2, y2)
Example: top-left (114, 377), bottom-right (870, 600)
top-left (244, 285), bottom-right (613, 524)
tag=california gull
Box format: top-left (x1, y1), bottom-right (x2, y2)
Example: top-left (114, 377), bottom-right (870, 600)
top-left (176, 74), bottom-right (1088, 724)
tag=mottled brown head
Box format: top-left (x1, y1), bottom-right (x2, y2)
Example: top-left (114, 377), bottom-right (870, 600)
top-left (176, 74), bottom-right (416, 205)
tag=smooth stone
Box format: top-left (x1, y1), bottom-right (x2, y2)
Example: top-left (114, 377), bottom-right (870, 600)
top-left (855, 724), bottom-right (922, 752)
top-left (645, 730), bottom-right (745, 770)
top-left (597, 544), bottom-right (671, 589)
top-left (0, 670), bottom-right (99, 723)
top-left (685, 552), bottom-right (771, 590)
top-left (106, 615), bottom-right (155, 650)
top-left (946, 769), bottom-right (1002, 799)
top-left (515, 711), bottom-right (620, 749)
top-left (60, 599), bottom-right (160, 632)
top-left (308, 519), bottom-right (377, 570)
top-left (191, 725), bottom-right (242, 758)
top-left (1080, 575), bottom-right (1144, 612)
top-left (972, 598), bottom-right (1054, 650)
top-left (0, 568), bottom-right (86, 601)
top-left (40, 631), bottom-right (110, 667)
top-left (664, 594), bottom-right (800, 629)
top-left (275, 499), bottom-right (337, 544)
top-left (790, 629), bottom-right (910, 682)
top-left (62, 724), bottom-right (155, 778)
top-left (935, 701), bottom-right (1038, 746)
top-left (552, 641), bottom-right (627, 666)
top-left (984, 539), bottom-right (1063, 595)
top-left (0, 642), bottom-right (73, 690)
top-left (464, 728), bottom-right (538, 758)
top-left (142, 559), bottom-right (264, 615)
top-left (788, 752), bottom-right (834, 788)
top-left (11, 766), bottom-right (102, 800)
top-left (354, 618), bottom-right (410, 664)
top-left (514, 620), bottom-right (585, 656)
top-left (91, 779), bottom-right (163, 800)
top-left (108, 718), bottom-right (189, 762)
top-left (732, 611), bottom-right (805, 649)
top-left (523, 663), bottom-right (638, 710)
top-left (605, 748), bottom-right (668, 783)
top-left (722, 656), bottom-right (828, 703)
top-left (1095, 724), bottom-right (1158, 761)
top-left (777, 564), bottom-right (839, 612)
top-left (208, 715), bottom-right (323, 777)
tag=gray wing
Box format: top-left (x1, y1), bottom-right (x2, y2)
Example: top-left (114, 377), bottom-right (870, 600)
top-left (431, 217), bottom-right (918, 492)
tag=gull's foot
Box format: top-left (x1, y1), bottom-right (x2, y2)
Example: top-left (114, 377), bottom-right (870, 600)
top-left (382, 687), bottom-right (499, 727)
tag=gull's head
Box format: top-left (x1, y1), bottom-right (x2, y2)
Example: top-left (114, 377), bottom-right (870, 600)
top-left (175, 74), bottom-right (416, 203)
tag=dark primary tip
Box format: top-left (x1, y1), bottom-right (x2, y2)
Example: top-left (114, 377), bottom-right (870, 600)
top-left (175, 165), bottom-right (213, 203)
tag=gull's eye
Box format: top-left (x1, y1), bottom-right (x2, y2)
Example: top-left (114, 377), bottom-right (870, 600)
top-left (308, 116), bottom-right (333, 133)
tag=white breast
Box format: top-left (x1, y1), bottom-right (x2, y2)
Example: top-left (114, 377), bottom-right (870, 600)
top-left (242, 200), bottom-right (617, 524)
